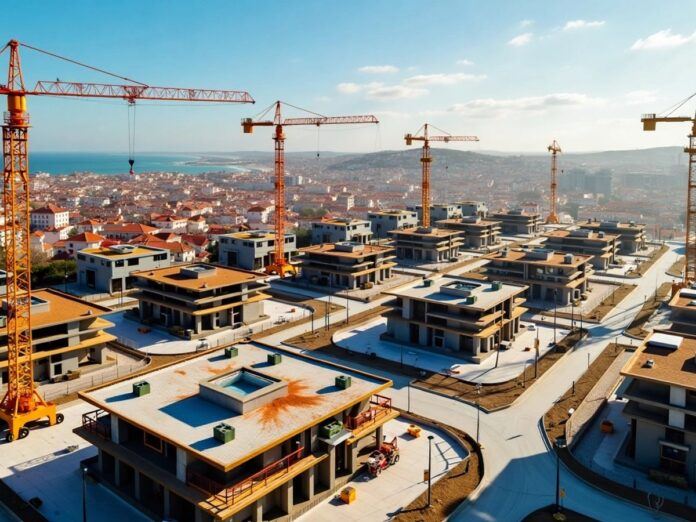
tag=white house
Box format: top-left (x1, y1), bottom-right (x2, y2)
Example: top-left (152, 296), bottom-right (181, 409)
top-left (30, 204), bottom-right (69, 230)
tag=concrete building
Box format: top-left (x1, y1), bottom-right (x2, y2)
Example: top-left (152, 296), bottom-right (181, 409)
top-left (311, 218), bottom-right (372, 245)
top-left (666, 287), bottom-right (696, 336)
top-left (490, 209), bottom-right (543, 236)
top-left (64, 232), bottom-right (106, 258)
top-left (0, 289), bottom-right (115, 385)
top-left (484, 248), bottom-right (593, 305)
top-left (384, 276), bottom-right (528, 363)
top-left (30, 203), bottom-right (70, 230)
top-left (619, 332), bottom-right (696, 487)
top-left (543, 229), bottom-right (619, 270)
top-left (389, 226), bottom-right (462, 263)
top-left (218, 230), bottom-right (297, 272)
top-left (133, 264), bottom-right (269, 339)
top-left (298, 242), bottom-right (396, 290)
top-left (437, 216), bottom-right (502, 250)
top-left (151, 215), bottom-right (189, 233)
top-left (458, 201), bottom-right (488, 219)
top-left (77, 244), bottom-right (171, 294)
top-left (575, 219), bottom-right (647, 254)
top-left (367, 209), bottom-right (419, 239)
top-left (102, 223), bottom-right (159, 242)
top-left (76, 341), bottom-right (397, 521)
top-left (407, 204), bottom-right (461, 223)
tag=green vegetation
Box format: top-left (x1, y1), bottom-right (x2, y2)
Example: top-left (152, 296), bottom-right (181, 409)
top-left (293, 227), bottom-right (312, 248)
top-left (297, 207), bottom-right (328, 219)
top-left (31, 259), bottom-right (76, 288)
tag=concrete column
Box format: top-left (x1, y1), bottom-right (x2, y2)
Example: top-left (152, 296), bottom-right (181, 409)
top-left (176, 447), bottom-right (189, 482)
top-left (195, 315), bottom-right (202, 334)
top-left (97, 450), bottom-right (104, 473)
top-left (473, 337), bottom-right (481, 355)
top-left (280, 479), bottom-right (293, 514)
top-left (134, 471), bottom-right (141, 501)
top-left (376, 426), bottom-right (384, 447)
top-left (319, 446), bottom-right (336, 490)
top-left (301, 466), bottom-right (315, 499)
top-left (348, 442), bottom-right (359, 473)
top-left (252, 499), bottom-right (263, 522)
top-left (163, 489), bottom-right (171, 518)
top-left (110, 416), bottom-right (120, 444)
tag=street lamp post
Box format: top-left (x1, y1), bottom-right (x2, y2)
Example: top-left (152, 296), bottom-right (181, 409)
top-left (553, 290), bottom-right (558, 345)
top-left (570, 299), bottom-right (575, 332)
top-left (82, 466), bottom-right (88, 522)
top-left (475, 383), bottom-right (482, 444)
top-left (555, 436), bottom-right (567, 514)
top-left (427, 435), bottom-right (434, 507)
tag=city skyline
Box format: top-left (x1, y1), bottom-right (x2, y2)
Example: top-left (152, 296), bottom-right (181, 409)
top-left (2, 0), bottom-right (695, 153)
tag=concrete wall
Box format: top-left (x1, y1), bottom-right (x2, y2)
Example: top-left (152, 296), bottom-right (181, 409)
top-left (77, 250), bottom-right (171, 293)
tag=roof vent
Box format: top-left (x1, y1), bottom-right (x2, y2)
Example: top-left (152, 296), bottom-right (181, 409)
top-left (644, 359), bottom-right (655, 369)
top-left (335, 375), bottom-right (352, 389)
top-left (133, 381), bottom-right (150, 397)
top-left (213, 422), bottom-right (235, 444)
top-left (564, 254), bottom-right (574, 264)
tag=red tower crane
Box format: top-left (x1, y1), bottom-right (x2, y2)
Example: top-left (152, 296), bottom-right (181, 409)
top-left (404, 124), bottom-right (479, 228)
top-left (242, 101), bottom-right (378, 277)
top-left (0, 39), bottom-right (254, 442)
top-left (546, 140), bottom-right (562, 224)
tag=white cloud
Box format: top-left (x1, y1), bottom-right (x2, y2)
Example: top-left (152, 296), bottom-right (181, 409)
top-left (358, 65), bottom-right (399, 74)
top-left (508, 33), bottom-right (533, 47)
top-left (631, 28), bottom-right (696, 50)
top-left (404, 72), bottom-right (486, 86)
top-left (456, 59), bottom-right (474, 66)
top-left (366, 85), bottom-right (428, 100)
top-left (625, 90), bottom-right (658, 105)
top-left (450, 93), bottom-right (604, 116)
top-left (520, 20), bottom-right (534, 28)
top-left (563, 19), bottom-right (606, 31)
top-left (336, 82), bottom-right (363, 94)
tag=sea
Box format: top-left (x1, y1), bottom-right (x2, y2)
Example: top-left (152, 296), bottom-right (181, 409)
top-left (27, 152), bottom-right (248, 176)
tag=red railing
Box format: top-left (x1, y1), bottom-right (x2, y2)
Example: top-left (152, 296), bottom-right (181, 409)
top-left (187, 446), bottom-right (305, 509)
top-left (345, 394), bottom-right (392, 431)
top-left (82, 409), bottom-right (111, 439)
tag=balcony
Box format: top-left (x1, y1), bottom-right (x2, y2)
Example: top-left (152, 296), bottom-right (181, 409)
top-left (82, 408), bottom-right (111, 439)
top-left (345, 394), bottom-right (399, 442)
top-left (187, 446), bottom-right (312, 516)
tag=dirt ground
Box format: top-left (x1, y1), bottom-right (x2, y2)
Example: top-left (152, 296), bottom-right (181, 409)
top-left (393, 416), bottom-right (482, 522)
top-left (523, 505), bottom-right (597, 521)
top-left (631, 244), bottom-right (669, 277)
top-left (576, 283), bottom-right (635, 322)
top-left (625, 282), bottom-right (672, 338)
top-left (667, 255), bottom-right (685, 278)
top-left (414, 329), bottom-right (587, 411)
top-left (543, 343), bottom-right (629, 441)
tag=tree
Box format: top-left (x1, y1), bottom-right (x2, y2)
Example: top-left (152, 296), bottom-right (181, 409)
top-left (293, 227), bottom-right (312, 248)
top-left (31, 259), bottom-right (76, 288)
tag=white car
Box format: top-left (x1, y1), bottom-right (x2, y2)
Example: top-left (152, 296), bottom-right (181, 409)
top-left (526, 324), bottom-right (536, 331)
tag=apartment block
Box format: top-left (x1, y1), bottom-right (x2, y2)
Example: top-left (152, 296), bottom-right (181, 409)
top-left (77, 245), bottom-right (171, 294)
top-left (458, 201), bottom-right (488, 219)
top-left (484, 248), bottom-right (593, 305)
top-left (298, 242), bottom-right (396, 290)
top-left (575, 219), bottom-right (647, 254)
top-left (543, 229), bottom-right (619, 270)
top-left (219, 230), bottom-right (297, 272)
top-left (133, 264), bottom-right (269, 339)
top-left (30, 203), bottom-right (70, 230)
top-left (384, 276), bottom-right (527, 363)
top-left (367, 209), bottom-right (418, 239)
top-left (437, 216), bottom-right (502, 250)
top-left (490, 209), bottom-right (543, 236)
top-left (0, 289), bottom-right (115, 385)
top-left (311, 218), bottom-right (372, 245)
top-left (666, 287), bottom-right (696, 336)
top-left (407, 204), bottom-right (461, 223)
top-left (619, 333), bottom-right (696, 487)
top-left (389, 226), bottom-right (462, 263)
top-left (76, 342), bottom-right (397, 521)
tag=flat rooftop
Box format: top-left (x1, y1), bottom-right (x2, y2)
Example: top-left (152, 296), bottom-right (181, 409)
top-left (133, 264), bottom-right (266, 291)
top-left (228, 231), bottom-right (275, 240)
top-left (300, 243), bottom-right (395, 258)
top-left (385, 276), bottom-right (527, 310)
top-left (438, 218), bottom-right (501, 227)
top-left (79, 342), bottom-right (391, 470)
top-left (486, 248), bottom-right (592, 267)
top-left (316, 218), bottom-right (369, 226)
top-left (621, 332), bottom-right (696, 392)
top-left (369, 209), bottom-right (415, 216)
top-left (390, 226), bottom-right (460, 238)
top-left (544, 229), bottom-right (618, 241)
top-left (81, 246), bottom-right (163, 259)
top-left (669, 287), bottom-right (696, 310)
top-left (1, 288), bottom-right (112, 331)
top-left (576, 220), bottom-right (645, 231)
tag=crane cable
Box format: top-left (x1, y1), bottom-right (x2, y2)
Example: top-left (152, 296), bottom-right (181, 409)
top-left (127, 102), bottom-right (136, 175)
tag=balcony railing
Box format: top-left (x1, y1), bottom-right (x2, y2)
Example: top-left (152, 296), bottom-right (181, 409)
top-left (82, 408), bottom-right (111, 439)
top-left (187, 446), bottom-right (305, 510)
top-left (345, 394), bottom-right (392, 432)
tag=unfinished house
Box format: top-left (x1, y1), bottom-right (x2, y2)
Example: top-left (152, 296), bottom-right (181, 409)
top-left (407, 204), bottom-right (461, 223)
top-left (543, 229), bottom-right (619, 270)
top-left (218, 230), bottom-right (297, 272)
top-left (384, 276), bottom-right (528, 363)
top-left (311, 218), bottom-right (372, 245)
top-left (484, 248), bottom-right (593, 305)
top-left (389, 226), bottom-right (462, 263)
top-left (575, 219), bottom-right (647, 254)
top-left (133, 264), bottom-right (269, 339)
top-left (436, 216), bottom-right (502, 250)
top-left (490, 209), bottom-right (543, 236)
top-left (458, 201), bottom-right (488, 219)
top-left (0, 289), bottom-right (115, 385)
top-left (367, 209), bottom-right (419, 239)
top-left (298, 242), bottom-right (396, 290)
top-left (76, 341), bottom-right (398, 521)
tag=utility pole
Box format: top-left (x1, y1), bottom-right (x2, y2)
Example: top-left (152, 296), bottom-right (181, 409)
top-left (427, 435), bottom-right (434, 507)
top-left (475, 383), bottom-right (482, 444)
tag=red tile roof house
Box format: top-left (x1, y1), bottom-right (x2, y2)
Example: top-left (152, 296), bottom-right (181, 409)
top-left (181, 234), bottom-right (210, 254)
top-left (150, 214), bottom-right (188, 233)
top-left (30, 203), bottom-right (70, 230)
top-left (64, 232), bottom-right (106, 258)
top-left (130, 236), bottom-right (196, 263)
top-left (102, 223), bottom-right (159, 241)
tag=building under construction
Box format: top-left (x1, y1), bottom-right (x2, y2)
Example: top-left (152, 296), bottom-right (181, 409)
top-left (77, 341), bottom-right (397, 521)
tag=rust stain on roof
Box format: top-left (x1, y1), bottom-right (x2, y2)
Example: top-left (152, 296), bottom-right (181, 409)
top-left (255, 380), bottom-right (322, 427)
top-left (204, 364), bottom-right (236, 375)
top-left (175, 369), bottom-right (187, 376)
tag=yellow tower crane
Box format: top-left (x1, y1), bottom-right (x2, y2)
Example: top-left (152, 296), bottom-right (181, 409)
top-left (546, 140), bottom-right (562, 224)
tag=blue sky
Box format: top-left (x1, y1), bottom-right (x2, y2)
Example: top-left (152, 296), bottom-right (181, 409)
top-left (3, 1), bottom-right (696, 153)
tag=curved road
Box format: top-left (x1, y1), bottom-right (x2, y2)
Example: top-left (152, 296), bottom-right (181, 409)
top-left (263, 242), bottom-right (684, 521)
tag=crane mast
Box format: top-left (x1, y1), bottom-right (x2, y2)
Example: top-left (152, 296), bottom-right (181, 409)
top-left (642, 111), bottom-right (696, 282)
top-left (0, 39), bottom-right (253, 441)
top-left (546, 140), bottom-right (561, 224)
top-left (404, 123), bottom-right (479, 228)
top-left (242, 101), bottom-right (378, 277)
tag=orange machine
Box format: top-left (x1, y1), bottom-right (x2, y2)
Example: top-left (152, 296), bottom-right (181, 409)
top-left (546, 140), bottom-right (562, 224)
top-left (404, 123), bottom-right (479, 228)
top-left (242, 101), bottom-right (378, 276)
top-left (0, 39), bottom-right (253, 441)
top-left (642, 104), bottom-right (696, 282)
